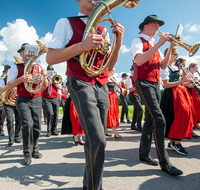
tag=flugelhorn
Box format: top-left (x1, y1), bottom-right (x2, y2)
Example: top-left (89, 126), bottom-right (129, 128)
top-left (157, 31), bottom-right (200, 57)
top-left (24, 41), bottom-right (48, 94)
top-left (80, 0), bottom-right (139, 77)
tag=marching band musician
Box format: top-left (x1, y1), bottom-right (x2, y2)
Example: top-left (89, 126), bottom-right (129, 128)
top-left (119, 73), bottom-right (131, 124)
top-left (41, 65), bottom-right (61, 137)
top-left (4, 43), bottom-right (48, 165)
top-left (0, 65), bottom-right (10, 136)
top-left (2, 64), bottom-right (21, 146)
top-left (131, 14), bottom-right (183, 175)
top-left (127, 65), bottom-right (143, 132)
top-left (160, 47), bottom-right (193, 156)
top-left (46, 0), bottom-right (124, 189)
top-left (187, 63), bottom-right (200, 134)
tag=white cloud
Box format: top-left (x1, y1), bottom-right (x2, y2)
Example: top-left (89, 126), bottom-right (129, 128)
top-left (120, 45), bottom-right (130, 54)
top-left (189, 23), bottom-right (200, 32)
top-left (182, 35), bottom-right (192, 41)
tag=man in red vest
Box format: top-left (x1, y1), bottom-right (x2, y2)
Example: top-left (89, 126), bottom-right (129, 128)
top-left (5, 43), bottom-right (48, 165)
top-left (0, 65), bottom-right (11, 136)
top-left (46, 0), bottom-right (124, 189)
top-left (131, 15), bottom-right (182, 175)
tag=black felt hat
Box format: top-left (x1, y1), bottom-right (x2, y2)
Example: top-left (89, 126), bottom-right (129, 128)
top-left (47, 65), bottom-right (54, 71)
top-left (3, 64), bottom-right (11, 72)
top-left (17, 43), bottom-right (29, 53)
top-left (121, 73), bottom-right (128, 78)
top-left (139, 15), bottom-right (164, 31)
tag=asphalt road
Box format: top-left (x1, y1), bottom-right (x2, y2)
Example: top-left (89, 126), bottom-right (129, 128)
top-left (0, 115), bottom-right (200, 190)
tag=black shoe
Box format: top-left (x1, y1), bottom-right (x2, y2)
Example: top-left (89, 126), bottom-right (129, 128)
top-left (114, 135), bottom-right (122, 140)
top-left (192, 132), bottom-right (199, 138)
top-left (0, 131), bottom-right (5, 136)
top-left (106, 133), bottom-right (112, 137)
top-left (120, 120), bottom-right (126, 123)
top-left (32, 152), bottom-right (42, 159)
top-left (161, 164), bottom-right (183, 176)
top-left (136, 127), bottom-right (143, 132)
top-left (24, 156), bottom-right (32, 165)
top-left (51, 132), bottom-right (59, 136)
top-left (140, 156), bottom-right (159, 166)
top-left (15, 139), bottom-right (22, 143)
top-left (171, 142), bottom-right (188, 156)
top-left (46, 132), bottom-right (50, 137)
top-left (127, 120), bottom-right (132, 124)
top-left (73, 136), bottom-right (79, 146)
top-left (8, 142), bottom-right (13, 146)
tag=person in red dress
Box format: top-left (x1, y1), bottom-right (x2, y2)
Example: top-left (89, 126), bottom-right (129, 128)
top-left (70, 100), bottom-right (85, 145)
top-left (106, 68), bottom-right (122, 139)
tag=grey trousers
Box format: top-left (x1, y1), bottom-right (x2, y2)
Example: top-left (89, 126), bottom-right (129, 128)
top-left (43, 97), bottom-right (59, 133)
top-left (16, 96), bottom-right (42, 156)
top-left (3, 103), bottom-right (21, 143)
top-left (135, 79), bottom-right (170, 167)
top-left (67, 77), bottom-right (109, 190)
top-left (128, 93), bottom-right (143, 129)
top-left (119, 94), bottom-right (130, 121)
top-left (0, 105), bottom-right (5, 132)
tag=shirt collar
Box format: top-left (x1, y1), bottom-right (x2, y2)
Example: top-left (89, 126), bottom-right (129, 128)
top-left (141, 34), bottom-right (155, 44)
top-left (78, 12), bottom-right (88, 25)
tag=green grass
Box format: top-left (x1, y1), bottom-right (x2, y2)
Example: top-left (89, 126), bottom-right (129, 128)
top-left (59, 105), bottom-right (145, 120)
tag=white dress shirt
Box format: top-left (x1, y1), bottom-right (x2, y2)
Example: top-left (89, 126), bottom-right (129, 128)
top-left (131, 34), bottom-right (164, 62)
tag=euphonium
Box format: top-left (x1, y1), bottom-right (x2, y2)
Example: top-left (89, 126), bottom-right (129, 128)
top-left (24, 41), bottom-right (48, 94)
top-left (80, 0), bottom-right (139, 77)
top-left (52, 75), bottom-right (63, 84)
top-left (2, 88), bottom-right (18, 106)
top-left (157, 31), bottom-right (200, 57)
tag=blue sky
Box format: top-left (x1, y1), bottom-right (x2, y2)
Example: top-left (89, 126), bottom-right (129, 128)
top-left (1, 0), bottom-right (200, 80)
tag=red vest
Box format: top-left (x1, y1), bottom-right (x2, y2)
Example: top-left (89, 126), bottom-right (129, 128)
top-left (133, 37), bottom-right (160, 82)
top-left (129, 76), bottom-right (138, 95)
top-left (17, 64), bottom-right (41, 98)
top-left (4, 78), bottom-right (7, 85)
top-left (42, 79), bottom-right (58, 99)
top-left (61, 89), bottom-right (67, 101)
top-left (66, 18), bottom-right (108, 85)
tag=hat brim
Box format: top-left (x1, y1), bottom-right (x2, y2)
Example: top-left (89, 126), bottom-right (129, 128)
top-left (139, 20), bottom-right (164, 31)
top-left (17, 47), bottom-right (25, 53)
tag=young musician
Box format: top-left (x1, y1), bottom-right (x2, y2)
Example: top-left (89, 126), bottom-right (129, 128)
top-left (46, 0), bottom-right (124, 189)
top-left (0, 65), bottom-right (11, 136)
top-left (127, 65), bottom-right (143, 132)
top-left (5, 43), bottom-right (48, 165)
top-left (160, 47), bottom-right (193, 156)
top-left (131, 14), bottom-right (183, 175)
top-left (42, 66), bottom-right (61, 137)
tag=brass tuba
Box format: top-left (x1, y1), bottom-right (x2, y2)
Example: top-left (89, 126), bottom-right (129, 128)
top-left (2, 88), bottom-right (18, 106)
top-left (52, 75), bottom-right (63, 84)
top-left (157, 31), bottom-right (200, 57)
top-left (24, 41), bottom-right (48, 94)
top-left (80, 0), bottom-right (139, 77)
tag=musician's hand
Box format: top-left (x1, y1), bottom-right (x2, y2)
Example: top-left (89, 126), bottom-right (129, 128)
top-left (21, 73), bottom-right (33, 83)
top-left (157, 32), bottom-right (172, 46)
top-left (41, 69), bottom-right (47, 76)
top-left (187, 83), bottom-right (194, 88)
top-left (182, 74), bottom-right (192, 83)
top-left (111, 21), bottom-right (125, 43)
top-left (82, 28), bottom-right (104, 51)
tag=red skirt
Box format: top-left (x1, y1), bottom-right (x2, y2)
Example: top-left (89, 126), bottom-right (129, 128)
top-left (191, 88), bottom-right (200, 123)
top-left (70, 101), bottom-right (84, 135)
top-left (107, 89), bottom-right (119, 127)
top-left (168, 85), bottom-right (193, 139)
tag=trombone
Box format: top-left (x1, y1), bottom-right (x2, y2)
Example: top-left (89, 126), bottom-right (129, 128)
top-left (157, 31), bottom-right (200, 57)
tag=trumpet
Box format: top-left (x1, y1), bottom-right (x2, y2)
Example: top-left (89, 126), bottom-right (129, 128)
top-left (52, 75), bottom-right (62, 84)
top-left (157, 31), bottom-right (200, 57)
